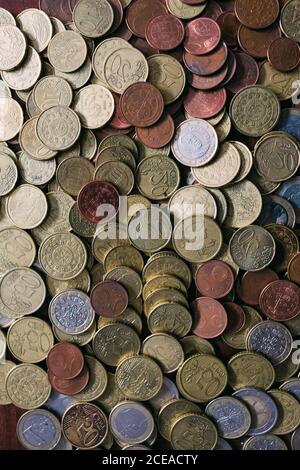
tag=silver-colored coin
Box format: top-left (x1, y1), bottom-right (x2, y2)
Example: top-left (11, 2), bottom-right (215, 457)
top-left (0, 154), bottom-right (18, 196)
top-left (19, 151), bottom-right (56, 185)
top-left (0, 25), bottom-right (26, 71)
top-left (0, 97), bottom-right (23, 141)
top-left (205, 397), bottom-right (251, 439)
top-left (0, 79), bottom-right (11, 98)
top-left (44, 389), bottom-right (76, 418)
top-left (33, 76), bottom-right (73, 111)
top-left (48, 30), bottom-right (87, 73)
top-left (17, 409), bottom-right (61, 450)
top-left (17, 8), bottom-right (53, 53)
top-left (54, 57), bottom-right (92, 90)
top-left (243, 434), bottom-right (287, 450)
top-left (36, 106), bottom-right (81, 151)
top-left (73, 0), bottom-right (114, 38)
top-left (109, 401), bottom-right (155, 445)
top-left (0, 8), bottom-right (16, 26)
top-left (247, 321), bottom-right (293, 365)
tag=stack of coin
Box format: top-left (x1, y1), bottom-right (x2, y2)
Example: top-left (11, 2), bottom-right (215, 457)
top-left (1, 0), bottom-right (300, 453)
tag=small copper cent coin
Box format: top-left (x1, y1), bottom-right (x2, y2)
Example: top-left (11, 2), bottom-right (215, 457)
top-left (120, 82), bottom-right (164, 127)
top-left (184, 18), bottom-right (221, 55)
top-left (259, 280), bottom-right (300, 322)
top-left (46, 342), bottom-right (84, 380)
top-left (236, 269), bottom-right (279, 306)
top-left (145, 14), bottom-right (184, 51)
top-left (192, 297), bottom-right (228, 339)
top-left (48, 366), bottom-right (90, 396)
top-left (91, 280), bottom-right (128, 318)
top-left (195, 261), bottom-right (234, 299)
top-left (77, 181), bottom-right (119, 224)
top-left (268, 37), bottom-right (300, 72)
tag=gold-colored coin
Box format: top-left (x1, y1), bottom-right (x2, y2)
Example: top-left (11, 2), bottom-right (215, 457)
top-left (74, 355), bottom-right (108, 402)
top-left (48, 30), bottom-right (87, 73)
top-left (274, 355), bottom-right (300, 383)
top-left (128, 207), bottom-right (172, 254)
top-left (92, 37), bottom-right (133, 86)
top-left (127, 194), bottom-right (151, 221)
top-left (145, 288), bottom-right (189, 317)
top-left (214, 112), bottom-right (232, 143)
top-left (95, 161), bottom-right (134, 196)
top-left (92, 223), bottom-right (130, 264)
top-left (57, 157), bottom-right (94, 196)
top-left (147, 54), bottom-right (185, 104)
top-left (69, 203), bottom-right (96, 239)
top-left (207, 188), bottom-right (228, 225)
top-left (170, 413), bottom-right (218, 451)
top-left (177, 354), bottom-right (228, 403)
top-left (258, 61), bottom-right (300, 101)
top-left (96, 146), bottom-right (136, 172)
top-left (53, 321), bottom-right (96, 347)
top-left (32, 191), bottom-right (74, 245)
top-left (55, 57), bottom-right (92, 90)
top-left (2, 45), bottom-right (42, 92)
top-left (158, 399), bottom-right (202, 441)
top-left (39, 233), bottom-right (87, 280)
top-left (143, 275), bottom-right (187, 301)
top-left (98, 134), bottom-right (138, 158)
top-left (180, 335), bottom-right (215, 357)
top-left (0, 228), bottom-right (36, 275)
top-left (36, 106), bottom-right (81, 151)
top-left (0, 195), bottom-right (15, 231)
top-left (147, 302), bottom-right (192, 338)
top-left (19, 151), bottom-right (56, 186)
top-left (284, 315), bottom-right (300, 337)
top-left (95, 372), bottom-right (126, 414)
top-left (7, 184), bottom-right (48, 230)
top-left (230, 85), bottom-right (280, 137)
top-left (0, 267), bottom-right (46, 319)
top-left (104, 47), bottom-right (149, 94)
top-left (192, 142), bottom-right (241, 188)
top-left (93, 323), bottom-right (141, 367)
top-left (268, 389), bottom-right (300, 435)
top-left (143, 251), bottom-right (192, 288)
top-left (207, 108), bottom-right (226, 126)
top-left (222, 306), bottom-right (262, 350)
top-left (142, 333), bottom-right (184, 373)
top-left (104, 245), bottom-right (144, 274)
top-left (97, 307), bottom-right (143, 335)
top-left (265, 224), bottom-right (299, 272)
top-left (136, 155), bottom-right (180, 200)
top-left (223, 180), bottom-right (262, 228)
top-left (169, 185), bottom-right (217, 222)
top-left (115, 355), bottom-right (163, 401)
top-left (19, 117), bottom-right (57, 161)
top-left (33, 76), bottom-right (73, 111)
top-left (133, 133), bottom-right (171, 162)
top-left (104, 266), bottom-right (142, 302)
top-left (173, 215), bottom-right (223, 263)
top-left (73, 0), bottom-right (114, 38)
top-left (80, 128), bottom-right (97, 160)
top-left (227, 352), bottom-right (275, 390)
top-left (230, 141), bottom-right (253, 183)
top-left (56, 142), bottom-right (81, 165)
top-left (7, 317), bottom-right (54, 363)
top-left (166, 0), bottom-right (206, 19)
top-left (73, 84), bottom-right (114, 129)
top-left (249, 167), bottom-right (280, 195)
top-left (0, 361), bottom-right (16, 405)
top-left (288, 253), bottom-right (300, 285)
top-left (5, 363), bottom-right (51, 410)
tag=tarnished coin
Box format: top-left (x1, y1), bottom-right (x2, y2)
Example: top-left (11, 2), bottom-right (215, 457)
top-left (19, 152), bottom-right (56, 186)
top-left (181, 335), bottom-right (215, 357)
top-left (7, 317), bottom-right (54, 363)
top-left (236, 269), bottom-right (279, 306)
top-left (136, 155), bottom-right (180, 200)
top-left (57, 157), bottom-right (94, 196)
top-left (0, 361), bottom-right (16, 405)
top-left (7, 184), bottom-right (48, 230)
top-left (266, 223), bottom-right (299, 272)
top-left (6, 363), bottom-right (51, 410)
top-left (116, 355), bottom-right (163, 401)
top-left (230, 85), bottom-right (280, 137)
top-left (143, 251), bottom-right (192, 288)
top-left (96, 145), bottom-right (136, 171)
top-left (105, 267), bottom-right (142, 302)
top-left (223, 181), bottom-right (262, 229)
top-left (73, 84), bottom-right (114, 129)
top-left (39, 233), bottom-right (87, 280)
top-left (33, 76), bottom-right (73, 111)
top-left (49, 289), bottom-right (95, 334)
top-left (169, 185), bottom-right (217, 222)
top-left (235, 0), bottom-right (279, 29)
top-left (17, 8), bottom-right (53, 52)
top-left (247, 321), bottom-right (293, 365)
top-left (142, 333), bottom-right (184, 374)
top-left (171, 413), bottom-right (217, 451)
top-left (158, 398), bottom-right (202, 441)
top-left (259, 280), bottom-right (300, 321)
top-left (2, 46), bottom-right (42, 91)
top-left (281, 0), bottom-right (300, 43)
top-left (268, 389), bottom-right (300, 435)
top-left (73, 0), bottom-right (114, 38)
top-left (36, 106), bottom-right (81, 151)
top-left (147, 302), bottom-right (192, 337)
top-left (0, 154), bottom-right (18, 196)
top-left (69, 204), bottom-right (96, 239)
top-left (0, 25), bottom-right (26, 71)
top-left (20, 117), bottom-right (57, 161)
top-left (229, 225), bottom-right (276, 272)
top-left (17, 409), bottom-right (61, 451)
top-left (47, 342), bottom-right (84, 380)
top-left (0, 97), bottom-right (23, 141)
top-left (95, 161), bottom-right (134, 196)
top-left (205, 396), bottom-right (251, 439)
top-left (147, 54), bottom-right (186, 104)
top-left (172, 119), bottom-right (218, 167)
top-left (48, 30), bottom-right (87, 72)
top-left (228, 352), bottom-right (275, 391)
top-left (120, 82), bottom-right (163, 127)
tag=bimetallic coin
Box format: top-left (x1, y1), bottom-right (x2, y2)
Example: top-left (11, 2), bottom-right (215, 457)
top-left (7, 317), bottom-right (54, 364)
top-left (73, 85), bottom-right (114, 129)
top-left (233, 388), bottom-right (278, 436)
top-left (74, 355), bottom-right (108, 402)
top-left (142, 333), bottom-right (184, 374)
top-left (73, 0), bottom-right (114, 38)
top-left (0, 97), bottom-right (23, 141)
top-left (49, 289), bottom-right (95, 334)
top-left (274, 354), bottom-right (300, 383)
top-left (228, 352), bottom-right (275, 391)
top-left (6, 363), bottom-right (51, 410)
top-left (110, 401), bottom-right (155, 445)
top-left (62, 403), bottom-right (108, 449)
top-left (243, 434), bottom-right (288, 451)
top-left (115, 355), bottom-right (163, 401)
top-left (17, 409), bottom-right (61, 450)
top-left (149, 378), bottom-right (179, 413)
top-left (170, 413), bottom-right (217, 451)
top-left (247, 321), bottom-right (293, 365)
top-left (268, 389), bottom-right (300, 435)
top-left (48, 31), bottom-right (87, 73)
top-left (205, 397), bottom-right (251, 439)
top-left (280, 378), bottom-right (300, 402)
top-left (39, 233), bottom-right (87, 280)
top-left (0, 361), bottom-right (16, 405)
top-left (36, 106), bottom-right (81, 151)
top-left (0, 25), bottom-right (26, 71)
top-left (172, 119), bottom-right (218, 167)
top-left (278, 177), bottom-right (300, 225)
top-left (257, 194), bottom-right (296, 228)
top-left (52, 321), bottom-right (96, 347)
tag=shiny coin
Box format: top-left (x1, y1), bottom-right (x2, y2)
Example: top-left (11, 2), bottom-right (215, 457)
top-left (36, 106), bottom-right (81, 151)
top-left (205, 396), bottom-right (251, 439)
top-left (73, 84), bottom-right (114, 129)
top-left (48, 30), bottom-right (87, 73)
top-left (110, 401), bottom-right (155, 445)
top-left (73, 0), bottom-right (114, 38)
top-left (170, 413), bottom-right (217, 450)
top-left (277, 177), bottom-right (300, 225)
top-left (49, 289), bottom-right (95, 334)
top-left (0, 97), bottom-right (23, 141)
top-left (0, 7), bottom-right (15, 26)
top-left (227, 352), bottom-right (275, 391)
top-left (268, 389), bottom-right (300, 435)
top-left (280, 0), bottom-right (300, 42)
top-left (17, 409), bottom-right (61, 450)
top-left (142, 333), bottom-right (184, 374)
top-left (0, 25), bottom-right (26, 71)
top-left (1, 46), bottom-right (42, 91)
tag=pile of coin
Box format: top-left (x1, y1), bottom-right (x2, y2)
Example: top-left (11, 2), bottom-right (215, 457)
top-left (1, 0), bottom-right (300, 452)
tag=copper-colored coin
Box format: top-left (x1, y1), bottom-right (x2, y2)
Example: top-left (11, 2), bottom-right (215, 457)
top-left (184, 41), bottom-right (228, 76)
top-left (224, 302), bottom-right (246, 334)
top-left (40, 0), bottom-right (72, 23)
top-left (126, 0), bottom-right (167, 38)
top-left (48, 366), bottom-right (89, 396)
top-left (145, 14), bottom-right (184, 51)
top-left (236, 269), bottom-right (279, 306)
top-left (217, 12), bottom-right (240, 47)
top-left (195, 261), bottom-right (234, 299)
top-left (90, 280), bottom-right (128, 318)
top-left (130, 36), bottom-right (159, 57)
top-left (181, 0), bottom-right (207, 4)
top-left (268, 37), bottom-right (300, 72)
top-left (108, 0), bottom-right (124, 34)
top-left (288, 253), bottom-right (300, 285)
top-left (184, 87), bottom-right (227, 119)
top-left (202, 0), bottom-right (223, 20)
top-left (120, 82), bottom-right (164, 127)
top-left (259, 280), bottom-right (300, 322)
top-left (62, 403), bottom-right (108, 449)
top-left (184, 18), bottom-right (221, 56)
top-left (110, 93), bottom-right (132, 130)
top-left (235, 0), bottom-right (279, 29)
top-left (187, 63), bottom-right (229, 90)
top-left (221, 49), bottom-right (237, 86)
top-left (46, 342), bottom-right (84, 380)
top-left (192, 297), bottom-right (228, 339)
top-left (226, 52), bottom-right (259, 94)
top-left (238, 23), bottom-right (282, 59)
top-left (136, 113), bottom-right (175, 149)
top-left (77, 181), bottom-right (119, 224)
